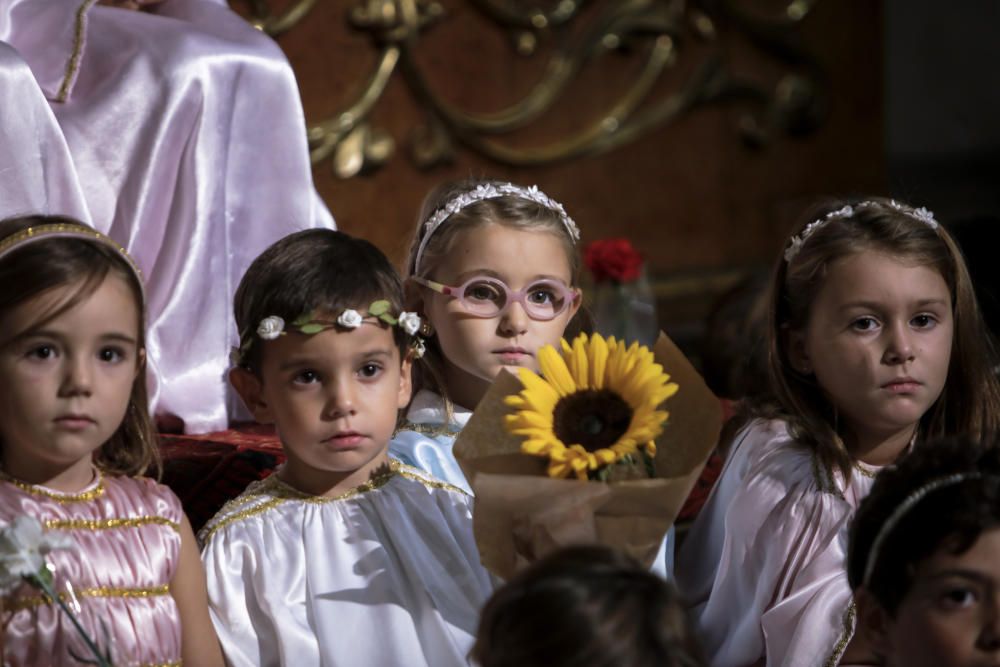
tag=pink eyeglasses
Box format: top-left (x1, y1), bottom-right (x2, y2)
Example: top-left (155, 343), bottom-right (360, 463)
top-left (412, 275), bottom-right (579, 321)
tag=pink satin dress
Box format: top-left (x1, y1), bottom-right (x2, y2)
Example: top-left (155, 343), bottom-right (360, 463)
top-left (0, 473), bottom-right (183, 667)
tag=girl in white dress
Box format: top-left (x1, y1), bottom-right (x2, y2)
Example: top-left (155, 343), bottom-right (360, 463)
top-left (847, 436), bottom-right (1000, 667)
top-left (200, 229), bottom-right (493, 666)
top-left (388, 178), bottom-right (676, 577)
top-left (676, 198), bottom-right (1000, 667)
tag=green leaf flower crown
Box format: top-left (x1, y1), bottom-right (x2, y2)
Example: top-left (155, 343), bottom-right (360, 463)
top-left (231, 300), bottom-right (425, 367)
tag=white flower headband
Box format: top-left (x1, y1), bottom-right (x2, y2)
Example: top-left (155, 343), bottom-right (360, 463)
top-left (231, 300), bottom-right (425, 366)
top-left (861, 472), bottom-right (984, 588)
top-left (784, 200), bottom-right (940, 263)
top-left (413, 182), bottom-right (580, 274)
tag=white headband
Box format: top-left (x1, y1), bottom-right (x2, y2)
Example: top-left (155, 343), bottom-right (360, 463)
top-left (784, 200), bottom-right (939, 263)
top-left (861, 471), bottom-right (981, 587)
top-left (413, 182), bottom-right (580, 275)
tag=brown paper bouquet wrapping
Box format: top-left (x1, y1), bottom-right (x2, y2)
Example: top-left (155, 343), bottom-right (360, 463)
top-left (453, 332), bottom-right (722, 580)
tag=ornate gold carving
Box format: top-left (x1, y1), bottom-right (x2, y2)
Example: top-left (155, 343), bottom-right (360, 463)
top-left (237, 0), bottom-right (825, 177)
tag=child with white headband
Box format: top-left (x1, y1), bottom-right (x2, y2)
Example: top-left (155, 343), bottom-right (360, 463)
top-left (389, 178), bottom-right (676, 578)
top-left (390, 178), bottom-right (585, 493)
top-left (847, 436), bottom-right (1000, 667)
top-left (200, 229), bottom-right (493, 666)
top-left (676, 197), bottom-right (1000, 666)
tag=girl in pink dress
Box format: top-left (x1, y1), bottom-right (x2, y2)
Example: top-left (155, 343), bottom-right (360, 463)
top-left (676, 198), bottom-right (1000, 666)
top-left (0, 215), bottom-right (223, 666)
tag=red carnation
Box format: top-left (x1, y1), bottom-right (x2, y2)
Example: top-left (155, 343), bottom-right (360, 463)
top-left (584, 238), bottom-right (644, 284)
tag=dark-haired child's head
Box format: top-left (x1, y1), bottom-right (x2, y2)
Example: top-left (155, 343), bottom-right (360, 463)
top-left (230, 229), bottom-right (417, 495)
top-left (0, 214), bottom-right (158, 480)
top-left (848, 436), bottom-right (1000, 666)
top-left (472, 545), bottom-right (704, 667)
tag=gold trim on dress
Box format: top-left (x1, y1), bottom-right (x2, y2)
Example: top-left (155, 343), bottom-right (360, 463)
top-left (7, 585), bottom-right (171, 612)
top-left (57, 0), bottom-right (99, 103)
top-left (200, 459), bottom-right (468, 542)
top-left (0, 469), bottom-right (105, 503)
top-left (45, 517), bottom-right (181, 533)
top-left (809, 451), bottom-right (844, 500)
top-left (824, 601), bottom-right (856, 667)
top-left (198, 497), bottom-right (288, 543)
top-left (394, 421), bottom-right (459, 440)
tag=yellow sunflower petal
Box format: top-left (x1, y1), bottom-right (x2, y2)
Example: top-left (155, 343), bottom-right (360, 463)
top-left (514, 369), bottom-right (561, 413)
top-left (588, 333), bottom-right (609, 389)
top-left (506, 410), bottom-right (553, 431)
top-left (568, 334), bottom-right (589, 389)
top-left (503, 331), bottom-right (678, 483)
top-left (594, 448), bottom-right (618, 465)
top-left (537, 345), bottom-right (578, 397)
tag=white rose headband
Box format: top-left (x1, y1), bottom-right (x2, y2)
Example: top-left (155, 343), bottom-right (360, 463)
top-left (231, 300), bottom-right (425, 367)
top-left (784, 200), bottom-right (940, 263)
top-left (0, 223), bottom-right (145, 303)
top-left (861, 471), bottom-right (985, 588)
top-left (413, 182), bottom-right (581, 275)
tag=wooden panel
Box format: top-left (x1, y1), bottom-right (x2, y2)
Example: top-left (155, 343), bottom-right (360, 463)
top-left (259, 1), bottom-right (884, 276)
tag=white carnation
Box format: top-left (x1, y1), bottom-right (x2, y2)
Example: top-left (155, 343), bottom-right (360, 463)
top-left (256, 316), bottom-right (285, 340)
top-left (337, 309), bottom-right (363, 329)
top-left (398, 312), bottom-right (421, 336)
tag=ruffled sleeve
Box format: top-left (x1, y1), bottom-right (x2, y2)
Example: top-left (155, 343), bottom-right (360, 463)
top-left (676, 420), bottom-right (855, 667)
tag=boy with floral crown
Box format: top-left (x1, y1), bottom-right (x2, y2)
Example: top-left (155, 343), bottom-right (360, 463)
top-left (199, 229), bottom-right (493, 666)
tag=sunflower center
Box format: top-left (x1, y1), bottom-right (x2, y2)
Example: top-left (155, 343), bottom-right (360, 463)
top-left (553, 389), bottom-right (633, 452)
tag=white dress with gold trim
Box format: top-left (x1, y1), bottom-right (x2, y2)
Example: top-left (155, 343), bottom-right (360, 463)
top-left (199, 460), bottom-right (494, 667)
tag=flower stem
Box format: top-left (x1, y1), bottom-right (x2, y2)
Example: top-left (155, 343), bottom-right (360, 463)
top-left (32, 576), bottom-right (111, 667)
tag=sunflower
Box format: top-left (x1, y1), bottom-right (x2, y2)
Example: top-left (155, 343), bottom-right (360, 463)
top-left (504, 333), bottom-right (679, 480)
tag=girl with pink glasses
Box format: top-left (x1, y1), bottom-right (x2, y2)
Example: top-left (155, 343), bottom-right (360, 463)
top-left (390, 178), bottom-right (584, 495)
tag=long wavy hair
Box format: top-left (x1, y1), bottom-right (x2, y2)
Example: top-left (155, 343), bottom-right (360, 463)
top-left (759, 197), bottom-right (1000, 481)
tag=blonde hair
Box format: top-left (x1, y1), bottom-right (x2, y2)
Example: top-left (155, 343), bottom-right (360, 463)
top-left (764, 197), bottom-right (1000, 480)
top-left (404, 177), bottom-right (588, 407)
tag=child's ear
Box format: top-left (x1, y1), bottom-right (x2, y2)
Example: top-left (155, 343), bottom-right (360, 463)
top-left (855, 588), bottom-right (892, 658)
top-left (786, 328), bottom-right (812, 375)
top-left (397, 354), bottom-right (414, 410)
top-left (229, 367), bottom-right (274, 424)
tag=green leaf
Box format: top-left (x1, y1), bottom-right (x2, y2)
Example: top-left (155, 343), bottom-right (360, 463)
top-left (378, 313), bottom-right (398, 326)
top-left (369, 300), bottom-right (390, 316)
top-left (299, 323), bottom-right (325, 335)
top-left (291, 312), bottom-right (314, 327)
top-left (595, 467), bottom-right (610, 482)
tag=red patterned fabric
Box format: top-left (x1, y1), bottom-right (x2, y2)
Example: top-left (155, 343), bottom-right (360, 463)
top-left (159, 424), bottom-right (284, 532)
